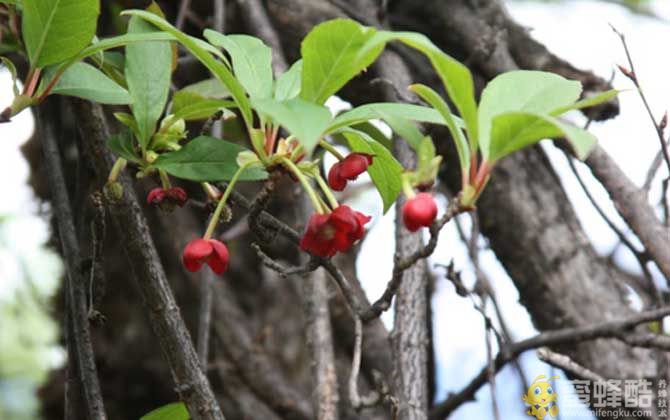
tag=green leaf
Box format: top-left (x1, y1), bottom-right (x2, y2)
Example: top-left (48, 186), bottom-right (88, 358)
top-left (251, 97), bottom-right (332, 154)
top-left (49, 62), bottom-right (131, 104)
top-left (107, 130), bottom-right (140, 163)
top-left (89, 50), bottom-right (126, 87)
top-left (327, 103), bottom-right (448, 134)
top-left (478, 70), bottom-right (582, 159)
top-left (300, 19), bottom-right (384, 104)
top-left (140, 402), bottom-right (189, 420)
top-left (275, 60), bottom-right (303, 101)
top-left (170, 92), bottom-right (235, 121)
top-left (114, 112), bottom-right (141, 139)
top-left (409, 83), bottom-right (470, 174)
top-left (488, 111), bottom-right (596, 162)
top-left (551, 89), bottom-right (620, 116)
top-left (46, 32), bottom-right (177, 86)
top-left (349, 121), bottom-right (392, 150)
top-left (181, 78), bottom-right (230, 99)
top-left (22, 0), bottom-right (100, 67)
top-left (342, 129), bottom-right (403, 213)
top-left (417, 136), bottom-right (436, 169)
top-left (125, 11), bottom-right (173, 151)
top-left (71, 32), bottom-right (175, 63)
top-left (153, 136), bottom-right (268, 182)
top-left (382, 31), bottom-right (479, 152)
top-left (382, 114), bottom-right (424, 150)
top-left (122, 10), bottom-right (253, 129)
top-left (204, 31), bottom-right (273, 99)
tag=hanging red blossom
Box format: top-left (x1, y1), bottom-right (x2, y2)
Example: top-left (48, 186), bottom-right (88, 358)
top-left (300, 205), bottom-right (371, 257)
top-left (327, 153), bottom-right (374, 191)
top-left (182, 238), bottom-right (230, 274)
top-left (402, 193), bottom-right (438, 232)
top-left (147, 187), bottom-right (188, 209)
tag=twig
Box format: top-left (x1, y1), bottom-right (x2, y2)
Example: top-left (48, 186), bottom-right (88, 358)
top-left (71, 99), bottom-right (225, 420)
top-left (484, 306), bottom-right (500, 420)
top-left (227, 188), bottom-right (367, 317)
top-left (451, 207), bottom-right (530, 388)
top-left (563, 150), bottom-right (660, 300)
top-left (612, 25), bottom-right (670, 254)
top-left (36, 103), bottom-right (107, 420)
top-left (430, 306), bottom-right (670, 419)
top-left (643, 136), bottom-right (670, 192)
top-left (87, 191), bottom-right (107, 325)
top-left (175, 0), bottom-right (191, 30)
top-left (360, 197), bottom-right (467, 321)
top-left (235, 0), bottom-right (288, 73)
top-left (537, 348), bottom-right (619, 390)
top-left (214, 0), bottom-right (225, 33)
top-left (304, 268), bottom-right (340, 420)
top-left (663, 178), bottom-right (670, 227)
top-left (617, 331), bottom-right (670, 350)
top-left (611, 25), bottom-right (670, 177)
top-left (574, 144), bottom-right (670, 281)
top-left (247, 171), bottom-right (282, 243)
top-left (197, 270), bottom-right (215, 369)
top-left (252, 243), bottom-right (320, 278)
top-left (349, 317), bottom-right (381, 409)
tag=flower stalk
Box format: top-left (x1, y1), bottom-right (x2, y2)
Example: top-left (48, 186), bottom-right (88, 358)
top-left (203, 163), bottom-right (251, 239)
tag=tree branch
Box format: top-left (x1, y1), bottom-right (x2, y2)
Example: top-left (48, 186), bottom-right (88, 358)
top-left (430, 306), bottom-right (670, 419)
top-left (304, 268), bottom-right (341, 420)
top-left (361, 197), bottom-right (467, 321)
top-left (71, 99), bottom-right (225, 420)
top-left (36, 102), bottom-right (107, 420)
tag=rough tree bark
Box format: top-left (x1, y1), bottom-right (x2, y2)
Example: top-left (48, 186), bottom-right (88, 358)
top-left (29, 1), bottom-right (669, 420)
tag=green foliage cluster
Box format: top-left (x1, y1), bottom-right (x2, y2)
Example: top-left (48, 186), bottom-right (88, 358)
top-left (0, 0), bottom-right (614, 212)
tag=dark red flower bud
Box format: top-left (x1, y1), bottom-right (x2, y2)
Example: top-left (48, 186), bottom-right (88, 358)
top-left (660, 112), bottom-right (668, 132)
top-left (166, 187), bottom-right (188, 206)
top-left (402, 193), bottom-right (438, 232)
top-left (147, 188), bottom-right (166, 205)
top-left (328, 153), bottom-right (374, 191)
top-left (182, 238), bottom-right (230, 274)
top-left (300, 205), bottom-right (371, 257)
top-left (147, 187), bottom-right (188, 210)
top-left (617, 65), bottom-right (636, 82)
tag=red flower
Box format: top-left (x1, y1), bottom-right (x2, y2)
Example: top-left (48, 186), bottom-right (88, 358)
top-left (147, 187), bottom-right (188, 209)
top-left (328, 153), bottom-right (374, 191)
top-left (300, 205), bottom-right (371, 257)
top-left (402, 193), bottom-right (438, 232)
top-left (182, 238), bottom-right (230, 274)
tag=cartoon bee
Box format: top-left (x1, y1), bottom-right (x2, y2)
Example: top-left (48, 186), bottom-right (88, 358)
top-left (522, 375), bottom-right (560, 420)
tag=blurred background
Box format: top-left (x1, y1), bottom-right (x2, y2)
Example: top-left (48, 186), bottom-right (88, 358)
top-left (0, 0), bottom-right (668, 419)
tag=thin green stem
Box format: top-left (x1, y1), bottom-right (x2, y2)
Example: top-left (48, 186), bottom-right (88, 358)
top-left (290, 143), bottom-right (305, 162)
top-left (315, 172), bottom-right (339, 210)
top-left (402, 173), bottom-right (416, 199)
top-left (158, 169), bottom-right (171, 190)
top-left (319, 140), bottom-right (345, 160)
top-left (204, 164), bottom-right (251, 240)
top-left (249, 128), bottom-right (269, 164)
top-left (281, 157), bottom-right (325, 214)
